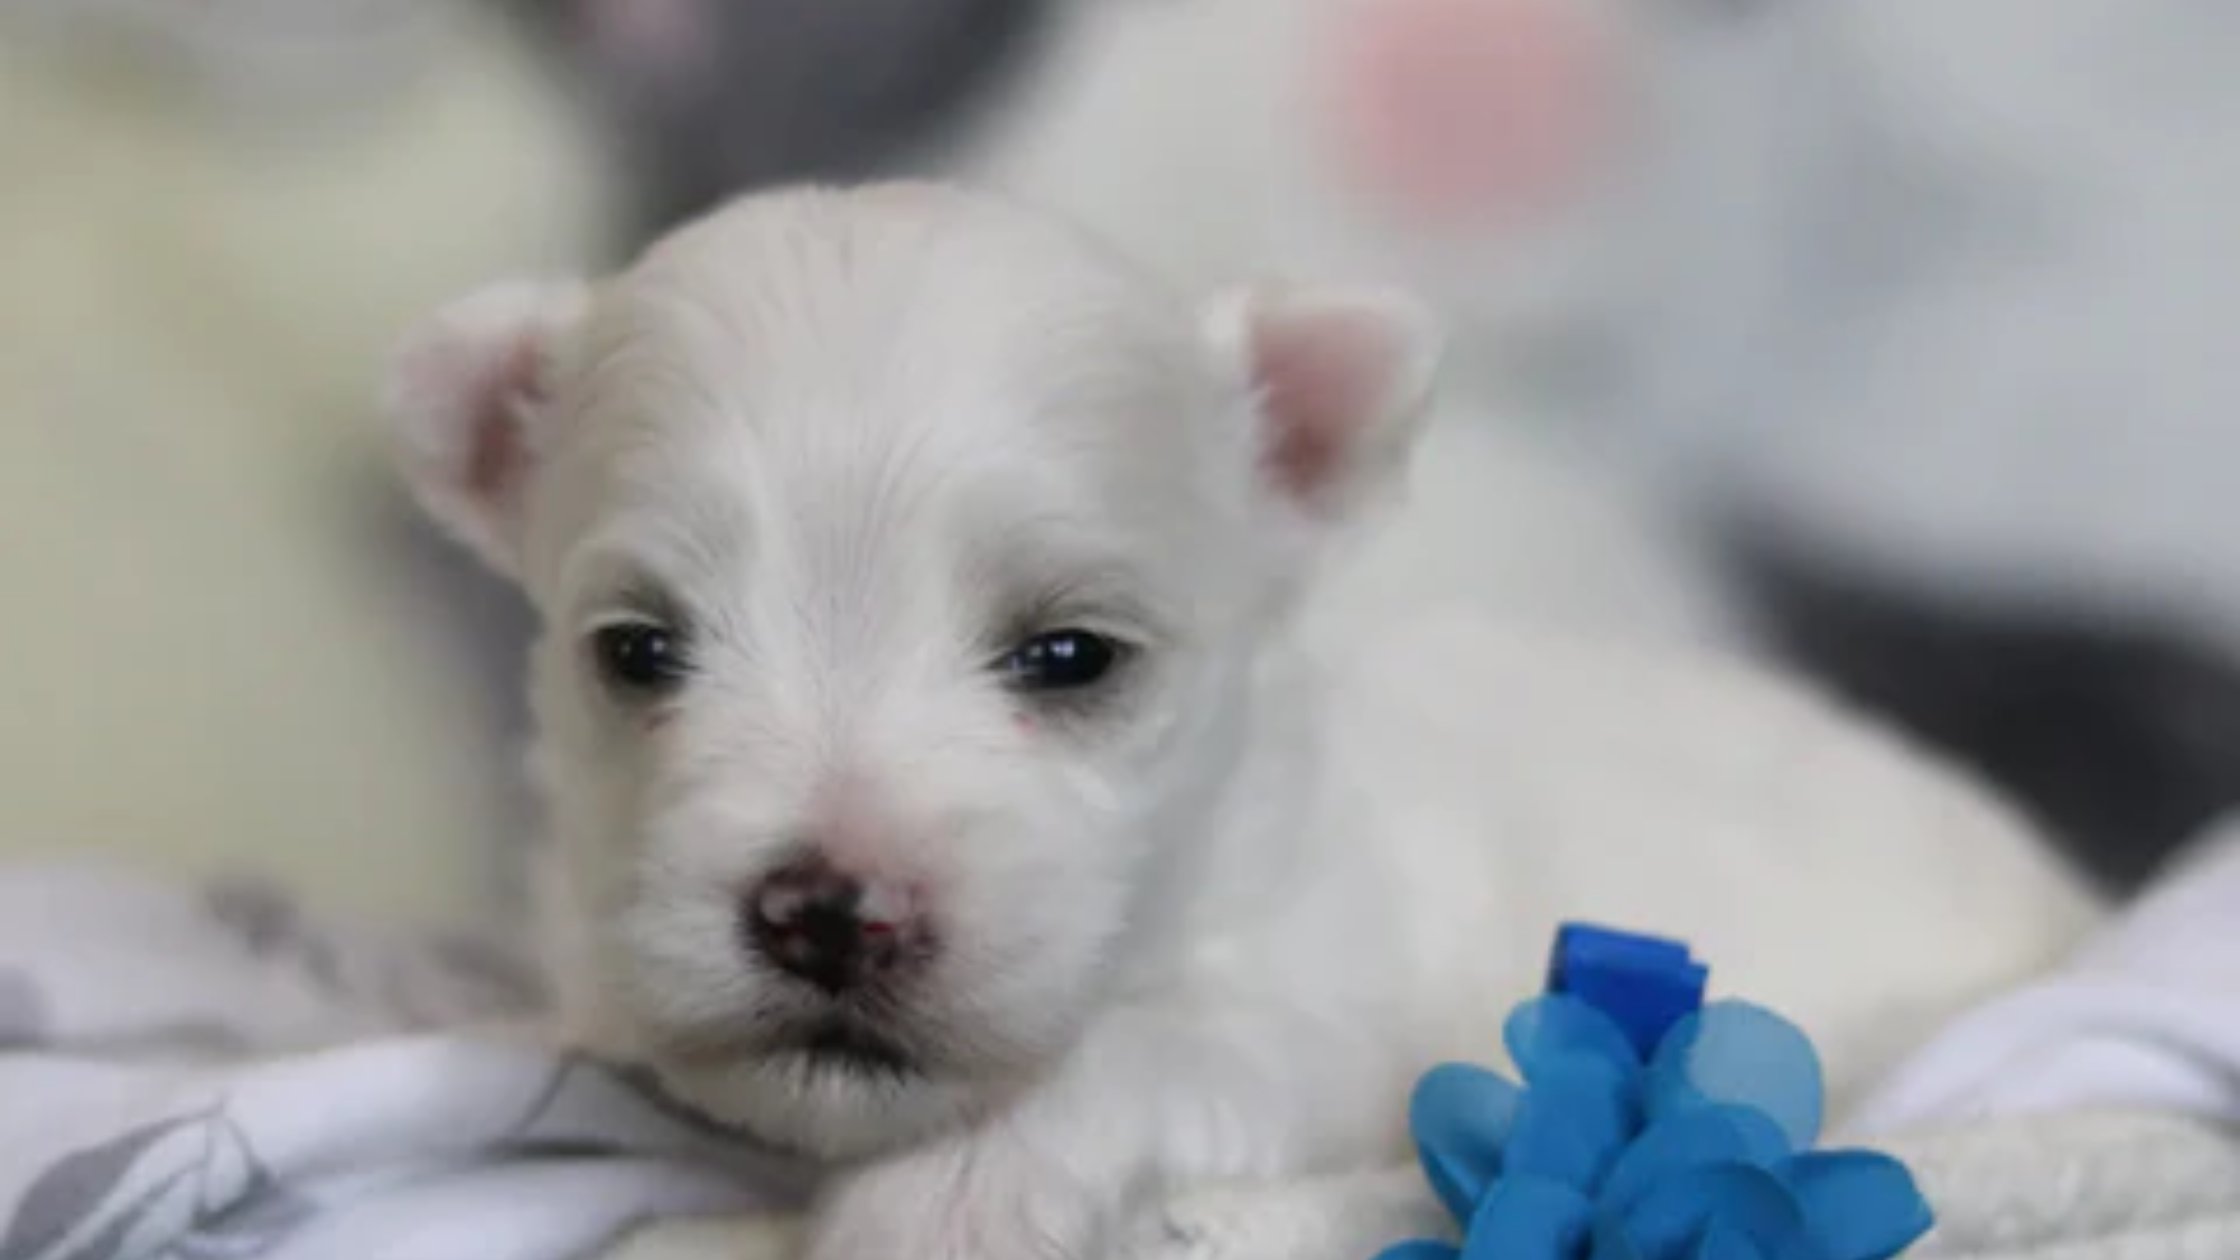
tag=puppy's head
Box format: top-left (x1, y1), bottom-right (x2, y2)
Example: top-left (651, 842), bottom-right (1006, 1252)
top-left (384, 184), bottom-right (1437, 1158)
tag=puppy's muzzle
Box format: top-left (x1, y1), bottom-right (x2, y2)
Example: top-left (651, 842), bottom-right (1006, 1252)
top-left (743, 856), bottom-right (920, 995)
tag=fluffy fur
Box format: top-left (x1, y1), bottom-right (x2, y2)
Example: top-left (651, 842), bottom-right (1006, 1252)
top-left (386, 184), bottom-right (2096, 1260)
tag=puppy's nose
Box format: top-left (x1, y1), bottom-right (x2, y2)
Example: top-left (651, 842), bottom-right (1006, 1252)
top-left (743, 858), bottom-right (906, 994)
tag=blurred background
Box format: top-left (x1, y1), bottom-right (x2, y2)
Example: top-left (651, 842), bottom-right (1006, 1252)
top-left (2, 0), bottom-right (2232, 933)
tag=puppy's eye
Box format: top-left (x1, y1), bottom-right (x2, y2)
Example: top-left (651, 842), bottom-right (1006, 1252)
top-left (591, 621), bottom-right (690, 694)
top-left (995, 629), bottom-right (1125, 694)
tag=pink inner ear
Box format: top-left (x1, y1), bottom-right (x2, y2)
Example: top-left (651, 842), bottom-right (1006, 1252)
top-left (466, 389), bottom-right (522, 501)
top-left (1318, 0), bottom-right (1609, 231)
top-left (1255, 311), bottom-right (1395, 503)
top-left (456, 335), bottom-right (546, 505)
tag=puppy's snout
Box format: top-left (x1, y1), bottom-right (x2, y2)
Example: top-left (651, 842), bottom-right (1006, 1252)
top-left (744, 857), bottom-right (912, 994)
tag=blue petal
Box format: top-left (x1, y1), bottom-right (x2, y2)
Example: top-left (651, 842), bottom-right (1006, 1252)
top-left (1648, 1003), bottom-right (1823, 1150)
top-left (1374, 1242), bottom-right (1464, 1260)
top-left (1591, 1211), bottom-right (1648, 1260)
top-left (1600, 1106), bottom-right (1794, 1213)
top-left (1462, 1178), bottom-right (1594, 1260)
top-left (1507, 1083), bottom-right (1627, 1193)
top-left (1412, 1063), bottom-right (1525, 1222)
top-left (1693, 1220), bottom-right (1768, 1260)
top-left (1773, 1151), bottom-right (1935, 1260)
top-left (1616, 1164), bottom-right (1814, 1260)
top-left (1542, 1050), bottom-right (1642, 1128)
top-left (1508, 996), bottom-right (1644, 1084)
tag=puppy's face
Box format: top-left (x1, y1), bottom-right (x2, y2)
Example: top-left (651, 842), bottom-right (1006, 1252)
top-left (387, 185), bottom-right (1436, 1159)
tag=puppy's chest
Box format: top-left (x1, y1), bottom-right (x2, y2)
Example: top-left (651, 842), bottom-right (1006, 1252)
top-left (1185, 785), bottom-right (1523, 1065)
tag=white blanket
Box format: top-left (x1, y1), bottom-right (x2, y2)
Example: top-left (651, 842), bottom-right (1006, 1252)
top-left (1853, 810), bottom-right (2240, 1257)
top-left (8, 843), bottom-right (2238, 1260)
top-left (1851, 811), bottom-right (2240, 1136)
top-left (0, 863), bottom-right (814, 1260)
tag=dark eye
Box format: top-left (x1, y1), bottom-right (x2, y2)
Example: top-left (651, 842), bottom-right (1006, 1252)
top-left (995, 629), bottom-right (1125, 694)
top-left (591, 621), bottom-right (690, 694)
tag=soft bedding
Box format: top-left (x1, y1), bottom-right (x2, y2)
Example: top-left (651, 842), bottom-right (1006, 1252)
top-left (3, 824), bottom-right (2230, 1260)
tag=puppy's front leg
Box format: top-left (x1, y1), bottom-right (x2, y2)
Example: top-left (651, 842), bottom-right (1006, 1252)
top-left (804, 1002), bottom-right (1397, 1260)
top-left (1121, 1166), bottom-right (1450, 1260)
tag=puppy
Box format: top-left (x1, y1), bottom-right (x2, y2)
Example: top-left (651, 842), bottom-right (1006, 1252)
top-left (384, 183), bottom-right (2096, 1260)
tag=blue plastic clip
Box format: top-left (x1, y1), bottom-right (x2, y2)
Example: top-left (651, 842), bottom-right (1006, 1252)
top-left (1544, 923), bottom-right (1708, 1059)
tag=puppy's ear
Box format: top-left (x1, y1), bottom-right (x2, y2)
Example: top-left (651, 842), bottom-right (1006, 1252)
top-left (1203, 283), bottom-right (1443, 525)
top-left (382, 279), bottom-right (591, 580)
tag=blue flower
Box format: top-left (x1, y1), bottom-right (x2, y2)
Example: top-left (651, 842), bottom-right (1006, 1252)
top-left (1376, 997), bottom-right (1934, 1260)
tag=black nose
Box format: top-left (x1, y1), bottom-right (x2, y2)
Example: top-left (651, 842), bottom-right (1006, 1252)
top-left (744, 859), bottom-right (902, 994)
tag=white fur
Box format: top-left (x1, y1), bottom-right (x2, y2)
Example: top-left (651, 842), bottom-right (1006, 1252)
top-left (387, 184), bottom-right (2097, 1260)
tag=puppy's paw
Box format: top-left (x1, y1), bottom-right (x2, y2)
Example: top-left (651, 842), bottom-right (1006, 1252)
top-left (1114, 1170), bottom-right (1450, 1260)
top-left (806, 1133), bottom-right (1108, 1260)
top-left (1112, 1202), bottom-right (1224, 1260)
top-left (1113, 1191), bottom-right (1291, 1260)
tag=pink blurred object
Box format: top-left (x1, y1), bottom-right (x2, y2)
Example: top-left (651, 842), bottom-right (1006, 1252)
top-left (1321, 0), bottom-right (1612, 232)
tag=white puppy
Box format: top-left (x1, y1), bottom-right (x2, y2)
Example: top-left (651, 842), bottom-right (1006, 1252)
top-left (384, 183), bottom-right (2095, 1260)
